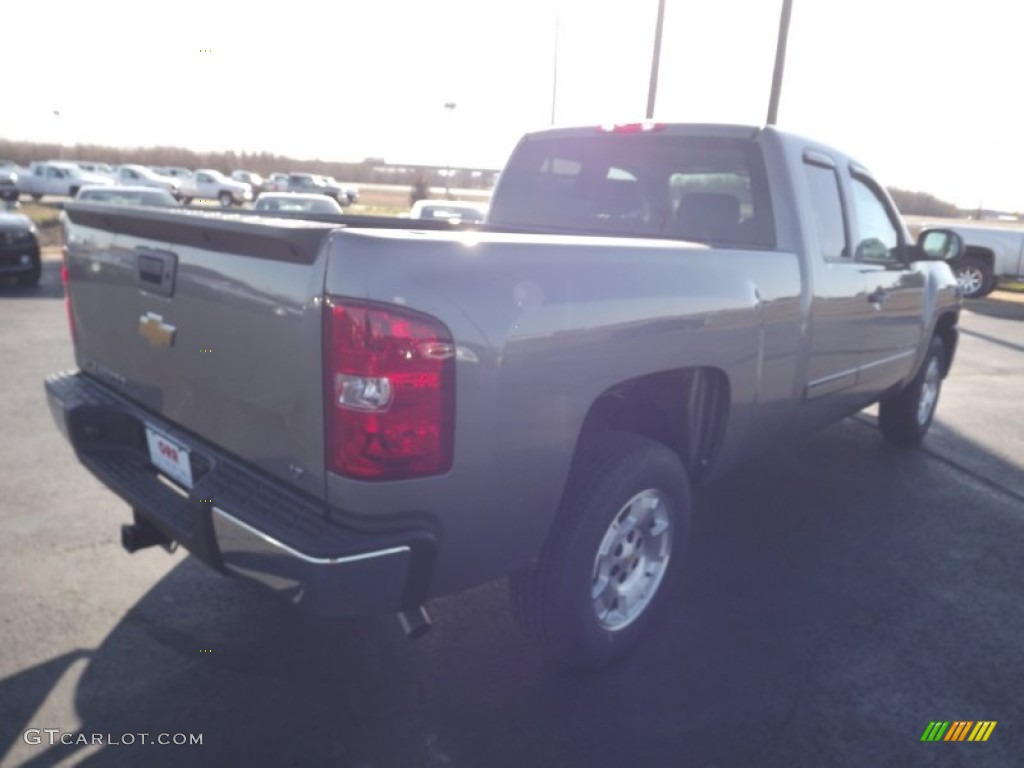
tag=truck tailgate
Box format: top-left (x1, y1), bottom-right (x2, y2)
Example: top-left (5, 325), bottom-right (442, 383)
top-left (63, 204), bottom-right (335, 499)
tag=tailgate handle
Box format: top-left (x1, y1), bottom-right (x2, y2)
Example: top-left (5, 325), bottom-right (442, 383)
top-left (136, 248), bottom-right (178, 298)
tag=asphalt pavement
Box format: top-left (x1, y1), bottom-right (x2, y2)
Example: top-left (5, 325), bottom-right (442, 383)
top-left (1, 256), bottom-right (1021, 767)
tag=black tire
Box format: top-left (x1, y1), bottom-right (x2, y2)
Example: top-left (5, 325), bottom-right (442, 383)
top-left (180, 197), bottom-right (192, 206)
top-left (509, 431), bottom-right (691, 669)
top-left (218, 191), bottom-right (233, 207)
top-left (69, 186), bottom-right (80, 198)
top-left (878, 335), bottom-right (946, 446)
top-left (954, 255), bottom-right (993, 299)
top-left (31, 193), bottom-right (42, 202)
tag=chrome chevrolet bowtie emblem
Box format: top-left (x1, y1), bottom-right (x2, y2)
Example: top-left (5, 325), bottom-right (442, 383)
top-left (138, 312), bottom-right (176, 347)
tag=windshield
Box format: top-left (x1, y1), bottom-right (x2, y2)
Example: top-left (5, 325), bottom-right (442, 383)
top-left (489, 133), bottom-right (776, 248)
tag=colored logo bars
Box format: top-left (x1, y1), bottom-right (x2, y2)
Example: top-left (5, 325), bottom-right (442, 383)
top-left (921, 721), bottom-right (997, 742)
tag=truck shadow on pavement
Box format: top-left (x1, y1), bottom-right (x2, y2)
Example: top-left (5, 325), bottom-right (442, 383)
top-left (4, 418), bottom-right (1023, 767)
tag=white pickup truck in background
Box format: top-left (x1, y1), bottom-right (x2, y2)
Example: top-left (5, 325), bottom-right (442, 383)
top-left (109, 165), bottom-right (181, 198)
top-left (18, 161), bottom-right (113, 201)
top-left (179, 169), bottom-right (252, 207)
top-left (919, 221), bottom-right (1024, 297)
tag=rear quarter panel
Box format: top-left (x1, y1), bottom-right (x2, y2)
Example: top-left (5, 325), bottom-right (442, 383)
top-left (324, 228), bottom-right (803, 594)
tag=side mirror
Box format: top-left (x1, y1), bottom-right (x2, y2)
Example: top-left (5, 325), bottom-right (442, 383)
top-left (917, 228), bottom-right (963, 262)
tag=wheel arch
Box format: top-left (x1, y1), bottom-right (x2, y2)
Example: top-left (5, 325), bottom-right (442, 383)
top-left (572, 367), bottom-right (731, 485)
top-left (932, 311), bottom-right (959, 377)
top-left (958, 245), bottom-right (995, 273)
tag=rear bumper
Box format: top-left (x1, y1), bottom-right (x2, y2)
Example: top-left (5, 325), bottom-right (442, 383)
top-left (44, 370), bottom-right (436, 618)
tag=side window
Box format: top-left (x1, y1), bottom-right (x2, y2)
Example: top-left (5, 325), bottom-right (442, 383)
top-left (850, 176), bottom-right (900, 264)
top-left (803, 162), bottom-right (848, 262)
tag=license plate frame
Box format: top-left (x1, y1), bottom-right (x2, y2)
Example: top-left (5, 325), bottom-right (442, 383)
top-left (144, 425), bottom-right (193, 489)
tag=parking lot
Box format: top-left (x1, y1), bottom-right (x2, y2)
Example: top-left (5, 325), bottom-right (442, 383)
top-left (1, 254), bottom-right (1022, 767)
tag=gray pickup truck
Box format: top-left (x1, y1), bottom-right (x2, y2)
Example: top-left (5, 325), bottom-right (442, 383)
top-left (47, 123), bottom-right (963, 668)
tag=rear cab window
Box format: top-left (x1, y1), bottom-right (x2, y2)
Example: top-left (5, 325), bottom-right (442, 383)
top-left (802, 154), bottom-right (849, 262)
top-left (488, 131), bottom-right (776, 248)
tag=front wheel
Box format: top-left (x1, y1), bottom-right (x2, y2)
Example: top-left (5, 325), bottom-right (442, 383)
top-left (509, 431), bottom-right (691, 668)
top-left (954, 255), bottom-right (993, 299)
top-left (878, 335), bottom-right (946, 446)
top-left (218, 191), bottom-right (234, 207)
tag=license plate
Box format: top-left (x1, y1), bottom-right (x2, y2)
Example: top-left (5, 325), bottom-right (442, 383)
top-left (145, 426), bottom-right (193, 489)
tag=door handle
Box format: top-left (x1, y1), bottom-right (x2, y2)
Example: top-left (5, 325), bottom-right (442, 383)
top-left (867, 287), bottom-right (888, 307)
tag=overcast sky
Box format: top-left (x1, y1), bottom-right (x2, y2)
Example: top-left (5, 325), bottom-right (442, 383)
top-left (6, 0), bottom-right (1023, 210)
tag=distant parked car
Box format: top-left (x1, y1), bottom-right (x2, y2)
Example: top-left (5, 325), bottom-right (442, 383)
top-left (74, 185), bottom-right (179, 207)
top-left (320, 175), bottom-right (358, 205)
top-left (264, 173), bottom-right (289, 192)
top-left (231, 170), bottom-right (265, 197)
top-left (285, 173), bottom-right (346, 203)
top-left (73, 161), bottom-right (114, 175)
top-left (154, 166), bottom-right (194, 181)
top-left (409, 199), bottom-right (487, 223)
top-left (109, 165), bottom-right (180, 197)
top-left (19, 161), bottom-right (112, 201)
top-left (0, 208), bottom-right (41, 285)
top-left (253, 192), bottom-right (344, 214)
top-left (179, 169), bottom-right (252, 207)
top-left (0, 170), bottom-right (18, 202)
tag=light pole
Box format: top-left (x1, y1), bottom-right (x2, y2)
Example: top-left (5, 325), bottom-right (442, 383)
top-left (443, 101), bottom-right (456, 199)
top-left (53, 109), bottom-right (62, 159)
top-left (766, 0), bottom-right (794, 125)
top-left (551, 10), bottom-right (560, 125)
top-left (646, 0), bottom-right (666, 119)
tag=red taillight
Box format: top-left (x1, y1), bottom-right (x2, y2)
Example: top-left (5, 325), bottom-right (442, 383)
top-left (324, 298), bottom-right (455, 480)
top-left (62, 244), bottom-right (76, 343)
top-left (596, 122), bottom-right (665, 134)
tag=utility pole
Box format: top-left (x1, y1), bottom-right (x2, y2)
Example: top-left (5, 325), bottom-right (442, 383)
top-left (646, 0), bottom-right (666, 119)
top-left (53, 109), bottom-right (63, 159)
top-left (443, 101), bottom-right (456, 199)
top-left (766, 0), bottom-right (794, 125)
top-left (551, 10), bottom-right (560, 125)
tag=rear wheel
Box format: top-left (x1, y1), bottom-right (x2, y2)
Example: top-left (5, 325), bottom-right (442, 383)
top-left (878, 335), bottom-right (946, 446)
top-left (509, 431), bottom-right (691, 668)
top-left (954, 255), bottom-right (993, 299)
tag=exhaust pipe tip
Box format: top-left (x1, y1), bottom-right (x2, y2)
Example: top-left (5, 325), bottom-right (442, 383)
top-left (397, 605), bottom-right (433, 639)
top-left (121, 524), bottom-right (142, 553)
top-left (121, 520), bottom-right (175, 554)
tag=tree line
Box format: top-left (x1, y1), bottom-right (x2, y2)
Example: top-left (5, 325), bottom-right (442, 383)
top-left (0, 138), bottom-right (497, 190)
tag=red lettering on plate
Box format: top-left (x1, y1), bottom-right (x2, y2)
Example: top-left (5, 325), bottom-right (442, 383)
top-left (159, 441), bottom-right (179, 462)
